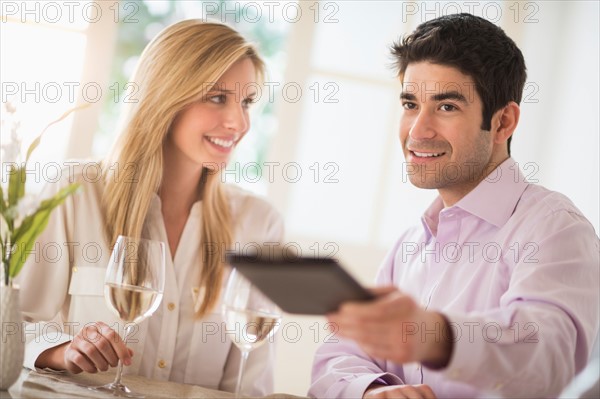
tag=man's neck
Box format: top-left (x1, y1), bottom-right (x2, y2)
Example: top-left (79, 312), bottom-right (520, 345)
top-left (438, 155), bottom-right (509, 207)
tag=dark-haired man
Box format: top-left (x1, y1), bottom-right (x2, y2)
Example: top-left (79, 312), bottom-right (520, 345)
top-left (309, 13), bottom-right (599, 399)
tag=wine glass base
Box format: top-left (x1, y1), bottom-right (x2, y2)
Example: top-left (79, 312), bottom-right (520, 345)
top-left (90, 382), bottom-right (145, 398)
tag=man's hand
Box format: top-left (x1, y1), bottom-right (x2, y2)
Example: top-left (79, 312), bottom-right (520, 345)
top-left (36, 321), bottom-right (133, 373)
top-left (364, 384), bottom-right (437, 399)
top-left (327, 287), bottom-right (452, 367)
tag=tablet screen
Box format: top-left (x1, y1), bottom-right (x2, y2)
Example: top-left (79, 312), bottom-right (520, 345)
top-left (226, 252), bottom-right (375, 315)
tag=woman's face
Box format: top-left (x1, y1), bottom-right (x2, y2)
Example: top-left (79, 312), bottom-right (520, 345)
top-left (166, 58), bottom-right (258, 170)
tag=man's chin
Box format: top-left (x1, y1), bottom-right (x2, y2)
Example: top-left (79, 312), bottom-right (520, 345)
top-left (408, 177), bottom-right (443, 190)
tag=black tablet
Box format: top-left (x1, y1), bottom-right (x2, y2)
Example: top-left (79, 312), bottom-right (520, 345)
top-left (225, 251), bottom-right (375, 315)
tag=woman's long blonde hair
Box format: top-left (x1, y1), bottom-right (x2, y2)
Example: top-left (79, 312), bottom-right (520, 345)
top-left (102, 20), bottom-right (265, 317)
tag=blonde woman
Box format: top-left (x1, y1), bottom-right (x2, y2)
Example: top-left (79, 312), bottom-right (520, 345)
top-left (17, 20), bottom-right (283, 395)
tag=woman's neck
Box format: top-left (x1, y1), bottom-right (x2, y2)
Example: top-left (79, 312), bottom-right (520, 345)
top-left (159, 146), bottom-right (205, 214)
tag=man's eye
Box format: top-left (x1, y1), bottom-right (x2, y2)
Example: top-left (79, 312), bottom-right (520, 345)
top-left (440, 104), bottom-right (456, 112)
top-left (402, 102), bottom-right (416, 110)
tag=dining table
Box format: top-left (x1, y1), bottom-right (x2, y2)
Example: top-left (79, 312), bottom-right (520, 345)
top-left (1, 369), bottom-right (306, 398)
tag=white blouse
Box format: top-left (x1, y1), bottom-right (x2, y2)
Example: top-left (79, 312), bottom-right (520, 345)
top-left (17, 163), bottom-right (284, 396)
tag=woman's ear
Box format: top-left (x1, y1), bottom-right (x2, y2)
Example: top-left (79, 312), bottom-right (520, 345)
top-left (491, 101), bottom-right (520, 144)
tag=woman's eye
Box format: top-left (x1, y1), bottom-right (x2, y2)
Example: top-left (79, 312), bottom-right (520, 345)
top-left (242, 97), bottom-right (256, 108)
top-left (208, 94), bottom-right (226, 104)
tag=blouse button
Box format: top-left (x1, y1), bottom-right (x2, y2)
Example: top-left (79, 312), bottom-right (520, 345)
top-left (167, 303), bottom-right (175, 311)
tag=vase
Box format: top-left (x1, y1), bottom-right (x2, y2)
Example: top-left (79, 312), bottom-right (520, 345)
top-left (0, 283), bottom-right (24, 390)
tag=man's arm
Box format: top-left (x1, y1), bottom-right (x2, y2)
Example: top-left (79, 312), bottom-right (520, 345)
top-left (324, 210), bottom-right (599, 398)
top-left (308, 240), bottom-right (408, 399)
top-left (309, 336), bottom-right (404, 398)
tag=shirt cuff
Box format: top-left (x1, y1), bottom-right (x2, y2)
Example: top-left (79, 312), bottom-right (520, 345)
top-left (339, 372), bottom-right (404, 398)
top-left (24, 333), bottom-right (73, 371)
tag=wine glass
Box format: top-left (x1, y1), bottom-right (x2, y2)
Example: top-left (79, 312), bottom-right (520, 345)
top-left (93, 236), bottom-right (166, 397)
top-left (222, 268), bottom-right (282, 397)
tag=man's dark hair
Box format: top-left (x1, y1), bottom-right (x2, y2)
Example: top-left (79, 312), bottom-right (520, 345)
top-left (391, 13), bottom-right (527, 155)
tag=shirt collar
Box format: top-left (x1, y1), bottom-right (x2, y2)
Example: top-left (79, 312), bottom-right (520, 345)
top-left (422, 196), bottom-right (444, 240)
top-left (456, 158), bottom-right (529, 227)
top-left (420, 158), bottom-right (529, 237)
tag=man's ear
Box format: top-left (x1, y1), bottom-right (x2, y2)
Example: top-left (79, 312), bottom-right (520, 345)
top-left (491, 102), bottom-right (520, 144)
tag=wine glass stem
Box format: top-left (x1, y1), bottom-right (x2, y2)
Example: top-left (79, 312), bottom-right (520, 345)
top-left (112, 324), bottom-right (134, 387)
top-left (235, 350), bottom-right (250, 397)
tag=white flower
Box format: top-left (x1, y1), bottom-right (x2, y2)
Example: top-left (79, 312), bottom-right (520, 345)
top-left (4, 102), bottom-right (16, 114)
top-left (1, 102), bottom-right (22, 165)
top-left (1, 140), bottom-right (21, 165)
top-left (14, 194), bottom-right (42, 229)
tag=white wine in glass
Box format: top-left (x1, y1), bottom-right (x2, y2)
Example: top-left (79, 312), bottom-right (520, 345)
top-left (222, 268), bottom-right (282, 397)
top-left (93, 236), bottom-right (166, 397)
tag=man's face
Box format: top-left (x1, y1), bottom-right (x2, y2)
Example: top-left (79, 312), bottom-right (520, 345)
top-left (399, 61), bottom-right (499, 205)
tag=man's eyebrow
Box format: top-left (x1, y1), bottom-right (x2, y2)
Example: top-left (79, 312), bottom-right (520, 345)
top-left (432, 91), bottom-right (468, 104)
top-left (400, 92), bottom-right (417, 101)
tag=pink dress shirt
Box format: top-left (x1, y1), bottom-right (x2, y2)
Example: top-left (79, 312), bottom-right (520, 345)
top-left (309, 158), bottom-right (599, 398)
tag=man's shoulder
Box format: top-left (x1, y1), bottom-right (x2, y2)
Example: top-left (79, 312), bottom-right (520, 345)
top-left (518, 182), bottom-right (584, 218)
top-left (506, 182), bottom-right (596, 238)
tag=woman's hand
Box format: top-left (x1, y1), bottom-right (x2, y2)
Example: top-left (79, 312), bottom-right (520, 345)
top-left (36, 321), bottom-right (133, 373)
top-left (364, 384), bottom-right (437, 399)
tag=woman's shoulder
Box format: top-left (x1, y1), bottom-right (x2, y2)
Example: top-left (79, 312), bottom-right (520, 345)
top-left (224, 184), bottom-right (281, 219)
top-left (223, 184), bottom-right (284, 244)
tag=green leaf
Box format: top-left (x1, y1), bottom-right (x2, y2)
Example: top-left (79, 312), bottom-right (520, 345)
top-left (42, 182), bottom-right (81, 209)
top-left (11, 182), bottom-right (80, 242)
top-left (0, 184), bottom-right (6, 215)
top-left (7, 166), bottom-right (25, 207)
top-left (9, 208), bottom-right (53, 278)
top-left (8, 182), bottom-right (80, 278)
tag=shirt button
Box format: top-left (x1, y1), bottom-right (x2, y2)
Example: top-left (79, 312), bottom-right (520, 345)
top-left (494, 382), bottom-right (504, 389)
top-left (158, 360), bottom-right (166, 368)
top-left (167, 303), bottom-right (175, 311)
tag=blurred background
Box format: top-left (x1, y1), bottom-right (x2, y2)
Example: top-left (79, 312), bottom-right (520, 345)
top-left (1, 0), bottom-right (598, 395)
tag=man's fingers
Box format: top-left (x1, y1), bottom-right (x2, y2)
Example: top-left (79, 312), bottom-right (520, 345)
top-left (364, 385), bottom-right (435, 399)
top-left (414, 384), bottom-right (437, 399)
top-left (369, 286), bottom-right (398, 297)
top-left (395, 385), bottom-right (425, 399)
top-left (338, 291), bottom-right (413, 321)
